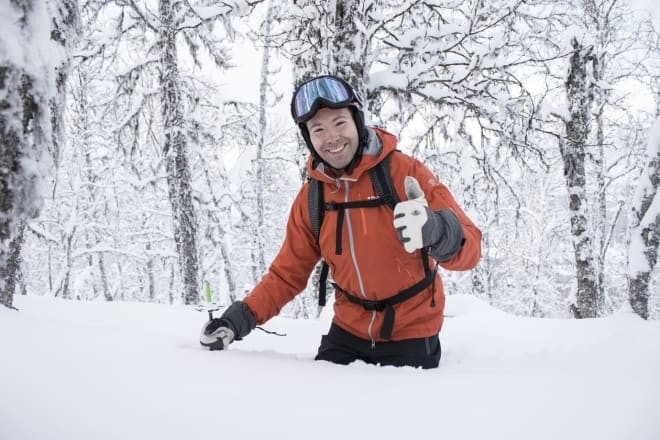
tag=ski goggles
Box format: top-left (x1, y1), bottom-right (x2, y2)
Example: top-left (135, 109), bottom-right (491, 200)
top-left (291, 75), bottom-right (361, 123)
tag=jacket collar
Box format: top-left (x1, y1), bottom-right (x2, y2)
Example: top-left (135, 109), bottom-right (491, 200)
top-left (306, 127), bottom-right (398, 183)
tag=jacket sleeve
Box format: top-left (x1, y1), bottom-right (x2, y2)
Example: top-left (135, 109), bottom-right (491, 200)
top-left (242, 185), bottom-right (322, 325)
top-left (401, 157), bottom-right (482, 271)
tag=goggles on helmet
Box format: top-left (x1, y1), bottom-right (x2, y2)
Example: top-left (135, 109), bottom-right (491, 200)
top-left (291, 75), bottom-right (362, 124)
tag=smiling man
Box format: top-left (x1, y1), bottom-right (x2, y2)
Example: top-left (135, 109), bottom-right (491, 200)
top-left (201, 74), bottom-right (482, 369)
top-left (306, 107), bottom-right (359, 170)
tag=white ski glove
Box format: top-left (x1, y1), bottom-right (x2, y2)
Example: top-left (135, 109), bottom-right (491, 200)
top-left (393, 176), bottom-right (442, 253)
top-left (393, 176), bottom-right (466, 260)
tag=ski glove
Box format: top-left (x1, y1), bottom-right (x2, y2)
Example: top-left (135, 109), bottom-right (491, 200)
top-left (393, 176), bottom-right (465, 262)
top-left (200, 301), bottom-right (256, 350)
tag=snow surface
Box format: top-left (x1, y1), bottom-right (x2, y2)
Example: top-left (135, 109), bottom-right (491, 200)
top-left (2, 294), bottom-right (659, 440)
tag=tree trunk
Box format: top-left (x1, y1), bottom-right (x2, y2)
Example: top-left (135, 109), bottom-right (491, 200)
top-left (332, 0), bottom-right (367, 103)
top-left (252, 0), bottom-right (276, 280)
top-left (0, 222), bottom-right (26, 309)
top-left (159, 0), bottom-right (199, 304)
top-left (99, 253), bottom-right (112, 301)
top-left (201, 167), bottom-right (237, 303)
top-left (0, 66), bottom-right (24, 266)
top-left (146, 241), bottom-right (156, 301)
top-left (55, 225), bottom-right (75, 299)
top-left (593, 58), bottom-right (608, 310)
top-left (0, 66), bottom-right (41, 309)
top-left (0, 0), bottom-right (79, 308)
top-left (627, 117), bottom-right (660, 319)
top-left (562, 38), bottom-right (603, 318)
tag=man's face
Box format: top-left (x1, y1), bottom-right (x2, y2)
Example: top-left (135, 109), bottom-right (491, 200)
top-left (306, 107), bottom-right (359, 170)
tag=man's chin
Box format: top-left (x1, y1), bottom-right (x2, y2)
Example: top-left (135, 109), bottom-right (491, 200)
top-left (328, 161), bottom-right (349, 170)
top-left (319, 150), bottom-right (360, 174)
top-left (321, 156), bottom-right (349, 170)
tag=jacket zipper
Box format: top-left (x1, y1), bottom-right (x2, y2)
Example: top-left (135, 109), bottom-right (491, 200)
top-left (342, 179), bottom-right (377, 347)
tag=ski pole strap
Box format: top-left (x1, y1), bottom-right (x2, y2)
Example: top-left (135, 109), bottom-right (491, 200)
top-left (331, 255), bottom-right (437, 340)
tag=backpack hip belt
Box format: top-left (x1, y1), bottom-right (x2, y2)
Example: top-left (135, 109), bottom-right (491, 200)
top-left (332, 247), bottom-right (437, 340)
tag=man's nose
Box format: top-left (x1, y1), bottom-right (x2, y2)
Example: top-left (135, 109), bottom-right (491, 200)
top-left (323, 128), bottom-right (340, 144)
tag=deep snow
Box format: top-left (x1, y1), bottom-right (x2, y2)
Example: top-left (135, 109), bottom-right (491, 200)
top-left (1, 294), bottom-right (659, 440)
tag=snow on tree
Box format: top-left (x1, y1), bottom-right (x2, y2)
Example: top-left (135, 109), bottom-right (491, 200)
top-left (529, 0), bottom-right (658, 318)
top-left (0, 0), bottom-right (77, 309)
top-left (560, 37), bottom-right (604, 318)
top-left (628, 117), bottom-right (659, 319)
top-left (8, 0), bottom-right (658, 320)
top-left (52, 0), bottom-right (254, 305)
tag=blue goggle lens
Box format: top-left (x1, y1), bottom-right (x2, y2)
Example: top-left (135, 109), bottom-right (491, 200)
top-left (292, 76), bottom-right (354, 123)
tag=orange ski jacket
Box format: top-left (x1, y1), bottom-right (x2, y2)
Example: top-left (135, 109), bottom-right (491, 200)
top-left (243, 127), bottom-right (482, 343)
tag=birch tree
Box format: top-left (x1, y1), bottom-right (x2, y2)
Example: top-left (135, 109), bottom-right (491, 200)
top-left (628, 116), bottom-right (659, 319)
top-left (560, 38), bottom-right (604, 318)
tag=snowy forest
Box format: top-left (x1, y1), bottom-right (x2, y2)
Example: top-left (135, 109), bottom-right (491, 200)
top-left (1, 0), bottom-right (658, 321)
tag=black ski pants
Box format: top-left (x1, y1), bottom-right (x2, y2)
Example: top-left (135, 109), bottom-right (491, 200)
top-left (315, 323), bottom-right (441, 369)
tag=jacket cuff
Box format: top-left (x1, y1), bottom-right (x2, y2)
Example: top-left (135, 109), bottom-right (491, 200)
top-left (429, 209), bottom-right (465, 262)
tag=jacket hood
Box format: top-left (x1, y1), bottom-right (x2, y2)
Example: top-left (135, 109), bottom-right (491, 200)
top-left (306, 127), bottom-right (398, 183)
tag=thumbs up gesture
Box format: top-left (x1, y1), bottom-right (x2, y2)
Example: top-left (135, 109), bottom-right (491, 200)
top-left (393, 176), bottom-right (442, 253)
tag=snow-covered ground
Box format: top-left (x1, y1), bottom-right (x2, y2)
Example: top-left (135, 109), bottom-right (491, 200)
top-left (1, 294), bottom-right (659, 440)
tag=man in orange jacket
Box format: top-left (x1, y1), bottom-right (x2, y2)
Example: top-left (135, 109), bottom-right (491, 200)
top-left (200, 75), bottom-right (482, 368)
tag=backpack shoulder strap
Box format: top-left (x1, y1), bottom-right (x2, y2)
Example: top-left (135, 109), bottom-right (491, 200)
top-left (307, 177), bottom-right (324, 243)
top-left (307, 177), bottom-right (330, 306)
top-left (369, 151), bottom-right (400, 209)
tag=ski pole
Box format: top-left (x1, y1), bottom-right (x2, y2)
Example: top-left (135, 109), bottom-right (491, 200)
top-left (205, 282), bottom-right (214, 320)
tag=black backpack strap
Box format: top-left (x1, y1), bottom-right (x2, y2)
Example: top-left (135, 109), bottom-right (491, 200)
top-left (369, 152), bottom-right (399, 209)
top-left (307, 177), bottom-right (324, 242)
top-left (307, 178), bottom-right (331, 307)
